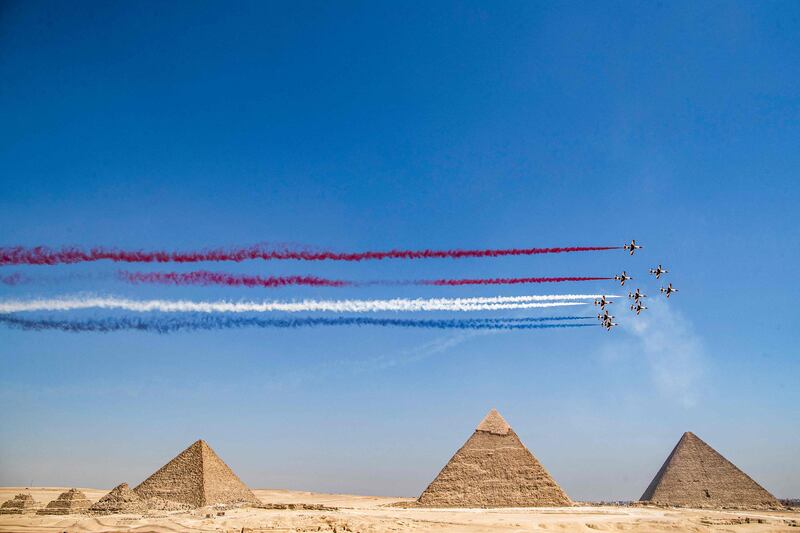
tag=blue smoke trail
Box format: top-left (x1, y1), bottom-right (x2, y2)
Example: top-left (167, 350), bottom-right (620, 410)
top-left (0, 314), bottom-right (597, 333)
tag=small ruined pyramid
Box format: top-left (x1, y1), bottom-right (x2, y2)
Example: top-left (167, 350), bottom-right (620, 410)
top-left (417, 409), bottom-right (571, 507)
top-left (0, 493), bottom-right (41, 514)
top-left (37, 488), bottom-right (91, 515)
top-left (89, 483), bottom-right (147, 514)
top-left (640, 432), bottom-right (781, 509)
top-left (134, 439), bottom-right (260, 508)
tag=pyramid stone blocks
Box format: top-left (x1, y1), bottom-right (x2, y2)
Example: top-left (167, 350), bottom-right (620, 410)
top-left (0, 493), bottom-right (41, 514)
top-left (417, 409), bottom-right (571, 507)
top-left (134, 439), bottom-right (260, 508)
top-left (37, 488), bottom-right (91, 515)
top-left (89, 483), bottom-right (147, 514)
top-left (640, 432), bottom-right (781, 509)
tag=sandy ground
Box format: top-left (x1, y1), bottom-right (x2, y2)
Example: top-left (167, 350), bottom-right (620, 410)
top-left (1, 487), bottom-right (798, 532)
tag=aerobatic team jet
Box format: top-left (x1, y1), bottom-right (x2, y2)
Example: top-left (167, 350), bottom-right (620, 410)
top-left (630, 301), bottom-right (647, 315)
top-left (601, 318), bottom-right (618, 331)
top-left (594, 295), bottom-right (613, 309)
top-left (623, 239), bottom-right (642, 255)
top-left (597, 310), bottom-right (614, 323)
top-left (649, 264), bottom-right (668, 279)
top-left (628, 288), bottom-right (646, 303)
top-left (614, 271), bottom-right (632, 286)
top-left (660, 283), bottom-right (679, 298)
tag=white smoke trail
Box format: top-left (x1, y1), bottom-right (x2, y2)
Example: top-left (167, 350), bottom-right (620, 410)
top-left (0, 295), bottom-right (607, 313)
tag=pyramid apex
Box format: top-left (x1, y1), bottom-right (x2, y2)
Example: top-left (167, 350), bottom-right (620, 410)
top-left (476, 408), bottom-right (511, 435)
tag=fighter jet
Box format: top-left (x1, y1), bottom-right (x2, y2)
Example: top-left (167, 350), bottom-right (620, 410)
top-left (594, 295), bottom-right (613, 310)
top-left (660, 283), bottom-right (679, 298)
top-left (598, 310), bottom-right (614, 323)
top-left (623, 239), bottom-right (642, 255)
top-left (649, 264), bottom-right (668, 279)
top-left (628, 288), bottom-right (646, 303)
top-left (630, 301), bottom-right (648, 315)
top-left (602, 318), bottom-right (618, 331)
top-left (614, 271), bottom-right (632, 286)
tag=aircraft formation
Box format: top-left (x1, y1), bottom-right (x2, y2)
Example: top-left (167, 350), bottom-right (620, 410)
top-left (595, 240), bottom-right (678, 331)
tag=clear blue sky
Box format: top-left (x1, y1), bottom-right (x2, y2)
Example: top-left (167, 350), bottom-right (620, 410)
top-left (1, 1), bottom-right (798, 500)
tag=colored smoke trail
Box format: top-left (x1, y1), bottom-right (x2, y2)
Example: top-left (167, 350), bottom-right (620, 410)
top-left (420, 276), bottom-right (612, 286)
top-left (0, 295), bottom-right (604, 313)
top-left (0, 314), bottom-right (598, 333)
top-left (120, 271), bottom-right (349, 287)
top-left (117, 271), bottom-right (611, 288)
top-left (0, 244), bottom-right (621, 265)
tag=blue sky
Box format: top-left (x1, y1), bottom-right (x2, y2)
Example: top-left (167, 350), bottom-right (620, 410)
top-left (1, 0), bottom-right (798, 500)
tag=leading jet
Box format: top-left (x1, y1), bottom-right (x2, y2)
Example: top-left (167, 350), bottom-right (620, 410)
top-left (660, 283), bottom-right (679, 298)
top-left (649, 264), bottom-right (668, 279)
top-left (614, 271), bottom-right (632, 286)
top-left (623, 239), bottom-right (642, 255)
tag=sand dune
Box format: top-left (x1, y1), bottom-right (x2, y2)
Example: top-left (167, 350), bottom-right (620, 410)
top-left (1, 487), bottom-right (798, 532)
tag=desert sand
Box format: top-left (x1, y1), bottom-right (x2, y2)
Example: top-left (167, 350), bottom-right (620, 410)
top-left (1, 487), bottom-right (798, 532)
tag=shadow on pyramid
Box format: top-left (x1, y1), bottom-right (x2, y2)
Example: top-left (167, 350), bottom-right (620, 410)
top-left (640, 432), bottom-right (782, 509)
top-left (133, 439), bottom-right (261, 509)
top-left (417, 409), bottom-right (571, 507)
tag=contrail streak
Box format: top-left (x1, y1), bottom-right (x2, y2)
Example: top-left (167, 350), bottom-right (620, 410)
top-left (117, 270), bottom-right (612, 288)
top-left (0, 244), bottom-right (621, 265)
top-left (0, 315), bottom-right (598, 333)
top-left (0, 295), bottom-right (604, 313)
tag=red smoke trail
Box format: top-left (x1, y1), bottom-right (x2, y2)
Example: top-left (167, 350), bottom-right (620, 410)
top-left (118, 271), bottom-right (610, 288)
top-left (119, 271), bottom-right (349, 287)
top-left (0, 244), bottom-right (621, 265)
top-left (422, 276), bottom-right (612, 286)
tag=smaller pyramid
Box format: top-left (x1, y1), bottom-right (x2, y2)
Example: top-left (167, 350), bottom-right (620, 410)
top-left (37, 488), bottom-right (91, 515)
top-left (640, 432), bottom-right (781, 509)
top-left (417, 409), bottom-right (571, 507)
top-left (89, 483), bottom-right (147, 514)
top-left (134, 439), bottom-right (260, 508)
top-left (0, 493), bottom-right (41, 514)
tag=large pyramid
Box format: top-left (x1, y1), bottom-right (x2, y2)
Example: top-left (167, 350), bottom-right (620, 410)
top-left (0, 493), bottom-right (41, 514)
top-left (417, 409), bottom-right (571, 507)
top-left (37, 488), bottom-right (91, 515)
top-left (640, 432), bottom-right (781, 509)
top-left (90, 483), bottom-right (147, 514)
top-left (134, 439), bottom-right (260, 508)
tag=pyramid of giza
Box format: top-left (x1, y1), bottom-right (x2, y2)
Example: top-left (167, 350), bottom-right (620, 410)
top-left (89, 483), bottom-right (148, 514)
top-left (0, 493), bottom-right (41, 514)
top-left (36, 488), bottom-right (91, 515)
top-left (640, 432), bottom-right (781, 509)
top-left (417, 409), bottom-right (572, 507)
top-left (133, 439), bottom-right (260, 508)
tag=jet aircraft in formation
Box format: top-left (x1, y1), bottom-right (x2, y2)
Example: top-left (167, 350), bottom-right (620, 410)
top-left (614, 271), bottom-right (632, 286)
top-left (594, 295), bottom-right (612, 310)
top-left (597, 310), bottom-right (617, 330)
top-left (623, 239), bottom-right (642, 255)
top-left (660, 283), bottom-right (679, 298)
top-left (628, 288), bottom-right (646, 303)
top-left (649, 264), bottom-right (668, 279)
top-left (630, 301), bottom-right (647, 315)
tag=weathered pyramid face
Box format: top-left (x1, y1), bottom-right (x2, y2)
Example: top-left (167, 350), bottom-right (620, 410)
top-left (640, 432), bottom-right (781, 509)
top-left (417, 409), bottom-right (572, 507)
top-left (37, 488), bottom-right (91, 515)
top-left (90, 483), bottom-right (147, 514)
top-left (0, 493), bottom-right (40, 514)
top-left (133, 440), bottom-right (260, 508)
